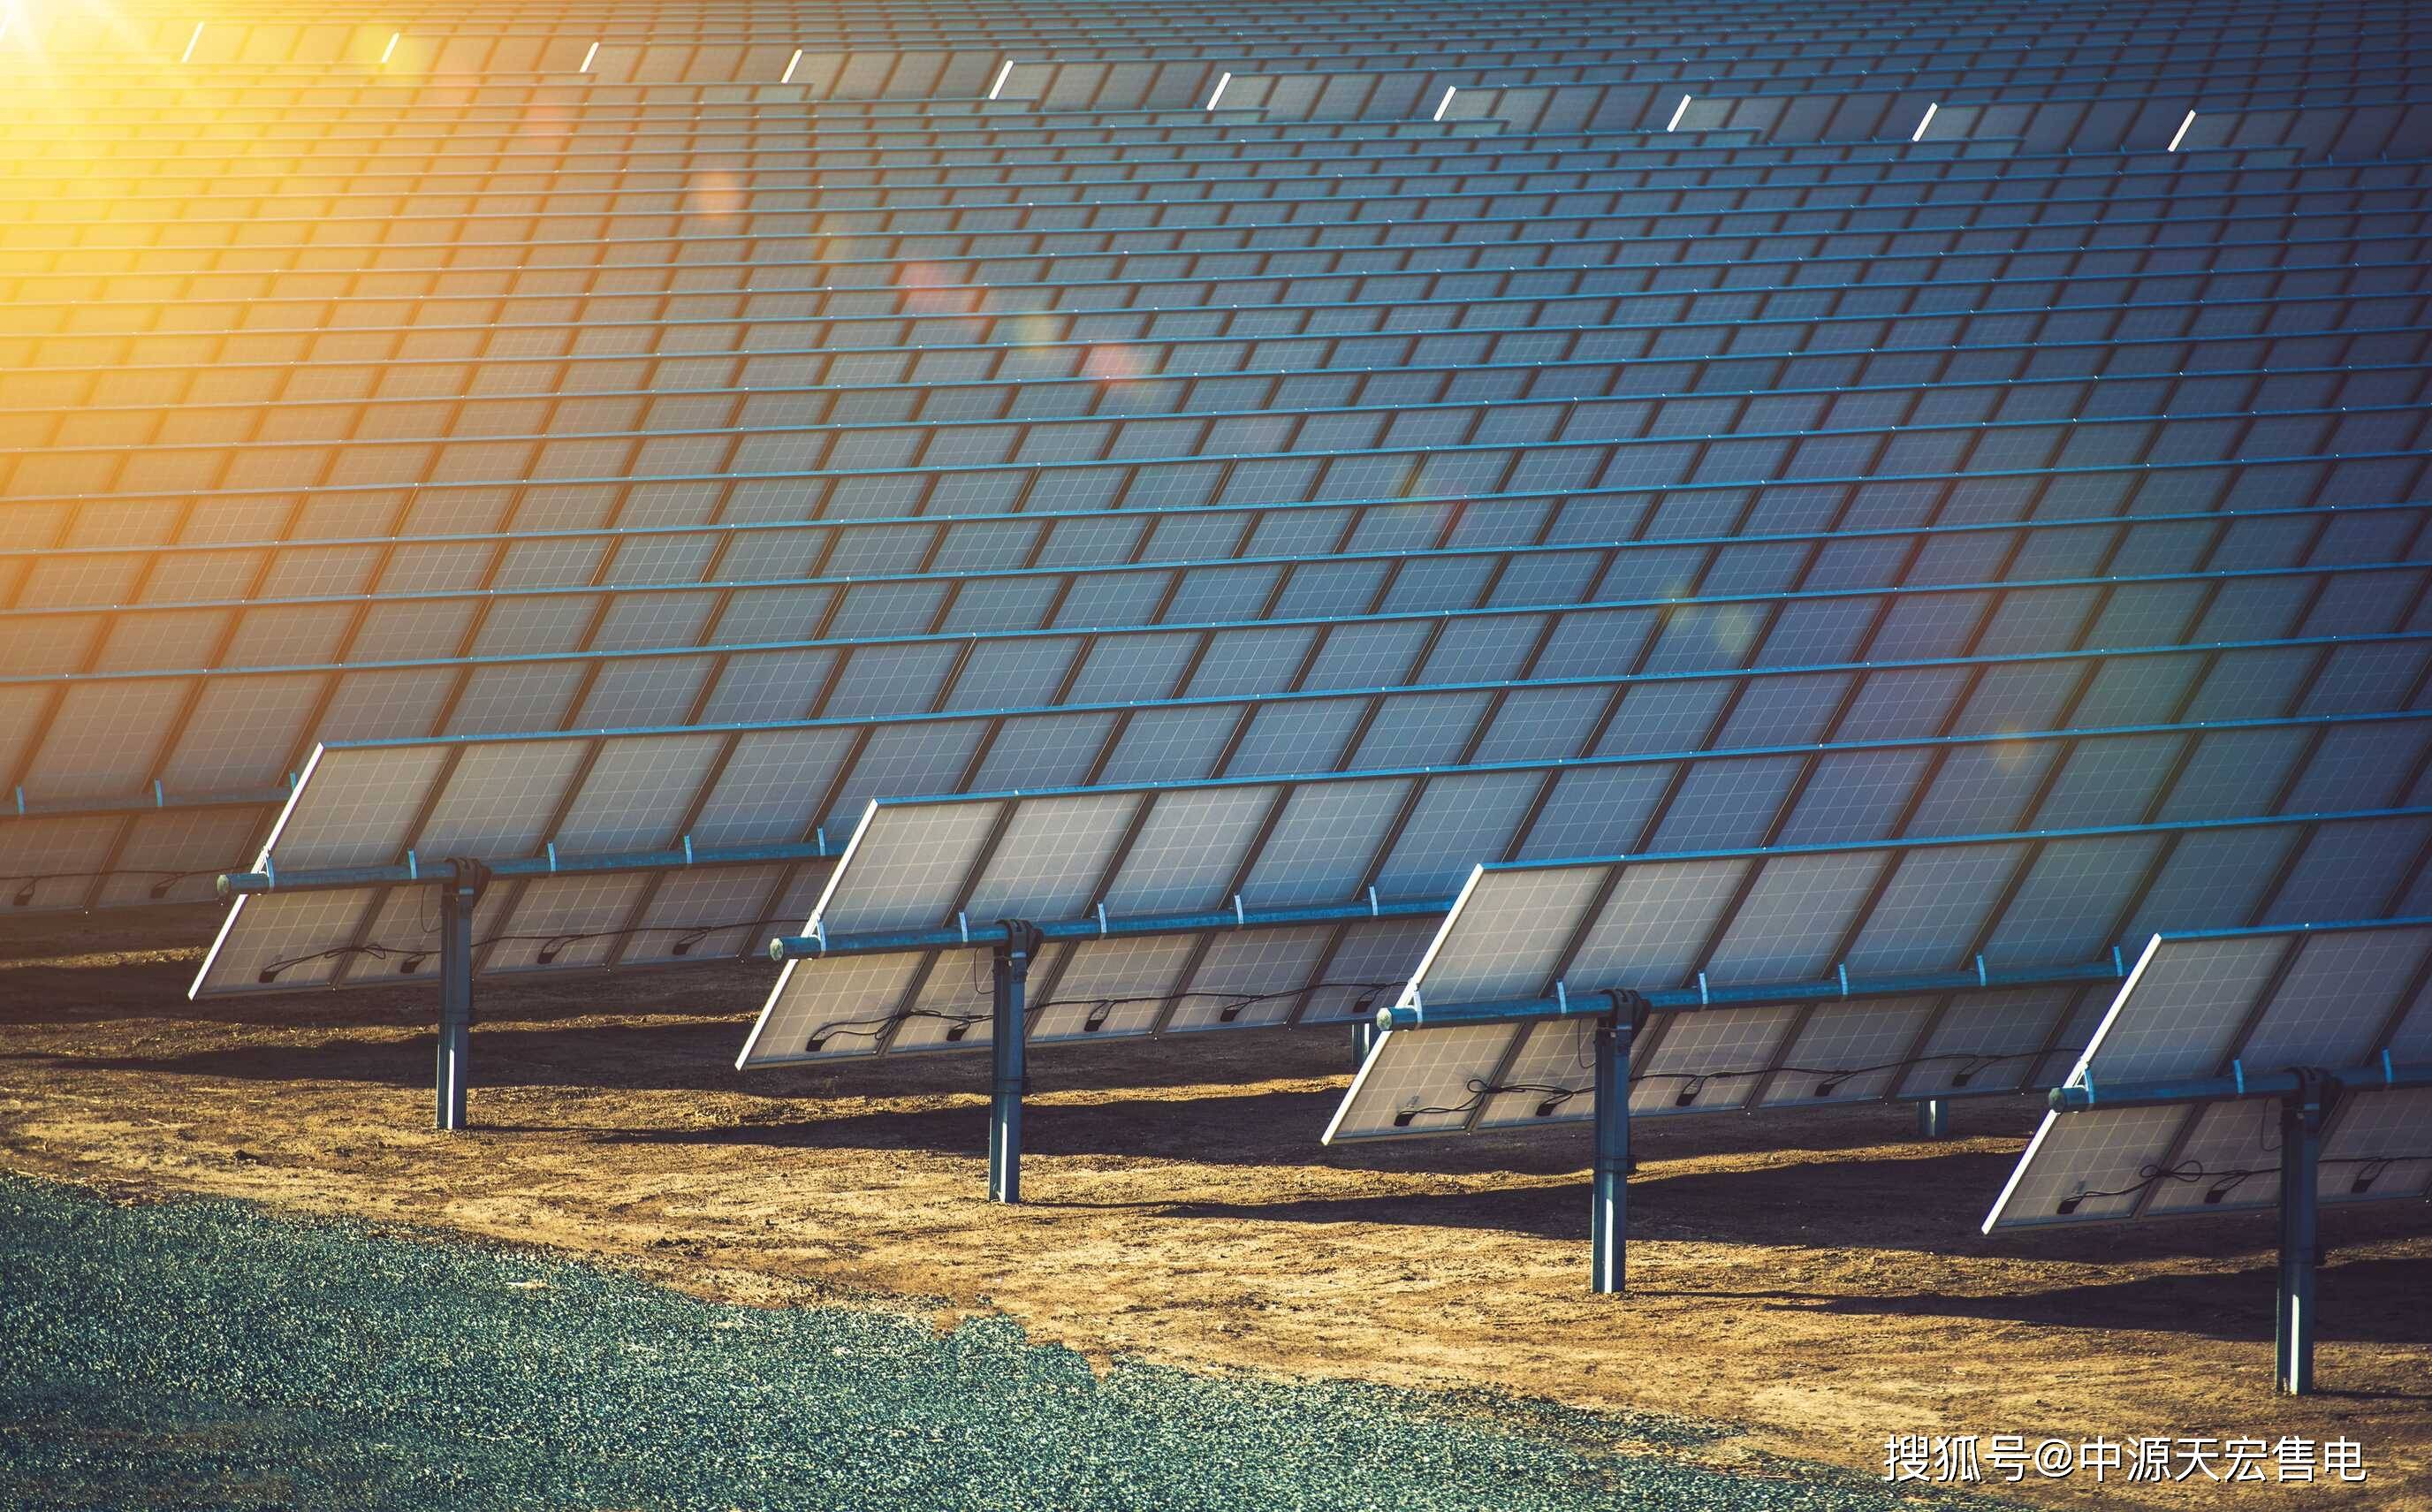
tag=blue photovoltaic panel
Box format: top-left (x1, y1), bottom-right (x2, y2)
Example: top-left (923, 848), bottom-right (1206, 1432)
top-left (186, 609), bottom-right (2432, 984)
top-left (7, 0), bottom-right (2428, 1146)
top-left (1985, 921), bottom-right (2432, 1230)
top-left (745, 745), bottom-right (2432, 1068)
top-left (24, 539), bottom-right (2432, 905)
top-left (1326, 806), bottom-right (2432, 1142)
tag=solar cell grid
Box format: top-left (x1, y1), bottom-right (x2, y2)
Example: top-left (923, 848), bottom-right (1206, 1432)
top-left (9, 0), bottom-right (2428, 1284)
top-left (6, 143), bottom-right (2415, 287)
top-left (1327, 810), bottom-right (2432, 1142)
top-left (179, 624), bottom-right (2432, 978)
top-left (9, 201), bottom-right (2412, 403)
top-left (1985, 922), bottom-right (2432, 1231)
top-left (15, 524), bottom-right (2430, 896)
top-left (743, 685), bottom-right (2432, 1065)
top-left (14, 325), bottom-right (2412, 585)
top-left (9, 292), bottom-right (2423, 478)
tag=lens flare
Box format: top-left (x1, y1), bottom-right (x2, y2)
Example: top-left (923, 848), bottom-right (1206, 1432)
top-left (895, 261), bottom-right (984, 315)
top-left (1083, 344), bottom-right (1145, 383)
top-left (690, 171), bottom-right (746, 226)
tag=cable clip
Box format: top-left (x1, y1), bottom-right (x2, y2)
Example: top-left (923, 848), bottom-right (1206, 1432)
top-left (1367, 885), bottom-right (1379, 916)
top-left (682, 834), bottom-right (695, 865)
top-left (11, 787), bottom-right (21, 816)
top-left (2112, 945), bottom-right (2125, 976)
top-left (1555, 981), bottom-right (1568, 1014)
top-left (1697, 970), bottom-right (1709, 1006)
top-left (545, 842), bottom-right (559, 874)
top-left (1975, 954), bottom-right (1987, 987)
top-left (2384, 1048), bottom-right (2397, 1086)
top-left (1096, 902), bottom-right (1108, 937)
top-left (1836, 963), bottom-right (1849, 997)
top-left (1233, 893), bottom-right (1245, 928)
top-left (816, 826), bottom-right (827, 855)
top-left (957, 911), bottom-right (969, 944)
top-left (406, 851), bottom-right (419, 881)
top-left (262, 857), bottom-right (277, 891)
top-left (2232, 1059), bottom-right (2245, 1095)
top-left (813, 920), bottom-right (827, 955)
top-left (154, 779), bottom-right (165, 808)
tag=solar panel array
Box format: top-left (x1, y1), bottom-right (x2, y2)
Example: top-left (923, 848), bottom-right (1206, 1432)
top-left (1985, 920), bottom-right (2432, 1229)
top-left (1326, 802), bottom-right (2432, 1142)
top-left (6, 0), bottom-right (2426, 1176)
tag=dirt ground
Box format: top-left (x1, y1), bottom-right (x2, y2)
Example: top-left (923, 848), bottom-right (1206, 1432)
top-left (3, 906), bottom-right (2425, 1509)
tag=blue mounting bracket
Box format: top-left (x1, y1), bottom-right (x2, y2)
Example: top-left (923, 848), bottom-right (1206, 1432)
top-left (988, 920), bottom-right (1043, 1204)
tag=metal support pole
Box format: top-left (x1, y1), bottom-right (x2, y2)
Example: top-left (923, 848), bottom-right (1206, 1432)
top-left (2276, 1071), bottom-right (2330, 1394)
top-left (1350, 1017), bottom-right (1376, 1069)
top-left (988, 920), bottom-right (1041, 1204)
top-left (1589, 1012), bottom-right (1634, 1295)
top-left (1917, 1098), bottom-right (1948, 1139)
top-left (434, 859), bottom-right (490, 1132)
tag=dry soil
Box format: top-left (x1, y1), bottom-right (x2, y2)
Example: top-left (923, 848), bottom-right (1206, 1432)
top-left (2, 906), bottom-right (2425, 1508)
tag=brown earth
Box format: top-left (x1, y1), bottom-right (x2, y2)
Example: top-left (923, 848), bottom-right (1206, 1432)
top-left (1, 904), bottom-right (2425, 1508)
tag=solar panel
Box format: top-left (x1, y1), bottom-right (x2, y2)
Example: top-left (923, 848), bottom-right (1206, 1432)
top-left (1326, 807), bottom-right (2432, 1143)
top-left (9, 311), bottom-right (2421, 578)
top-left (1977, 917), bottom-right (2432, 1391)
top-left (27, 513), bottom-right (2430, 908)
top-left (14, 0), bottom-right (2432, 1333)
top-left (743, 749), bottom-right (2432, 1070)
top-left (1985, 922), bottom-right (2432, 1230)
top-left (171, 610), bottom-right (2421, 972)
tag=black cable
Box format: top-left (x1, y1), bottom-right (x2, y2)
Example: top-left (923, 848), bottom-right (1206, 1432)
top-left (7, 867), bottom-right (225, 905)
top-left (2053, 1150), bottom-right (2432, 1214)
top-left (2056, 1159), bottom-right (2269, 1214)
top-left (1393, 1077), bottom-right (1585, 1127)
top-left (2342, 1153), bottom-right (2432, 1194)
top-left (1630, 1046), bottom-right (2083, 1106)
top-left (523, 915), bottom-right (803, 964)
top-left (252, 940), bottom-right (424, 981)
top-left (802, 978), bottom-right (1410, 1053)
top-left (254, 913), bottom-right (802, 981)
top-left (1033, 979), bottom-right (1402, 1030)
top-left (804, 1007), bottom-right (991, 1052)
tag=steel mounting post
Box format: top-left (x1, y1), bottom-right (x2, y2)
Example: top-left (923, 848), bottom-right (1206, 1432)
top-left (989, 919), bottom-right (1043, 1204)
top-left (1917, 1098), bottom-right (1949, 1139)
top-left (1589, 994), bottom-right (1642, 1295)
top-left (435, 858), bottom-right (492, 1131)
top-left (2276, 1068), bottom-right (2333, 1395)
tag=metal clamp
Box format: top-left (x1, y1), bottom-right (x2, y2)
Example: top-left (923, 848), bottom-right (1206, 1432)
top-left (997, 916), bottom-right (1045, 961)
